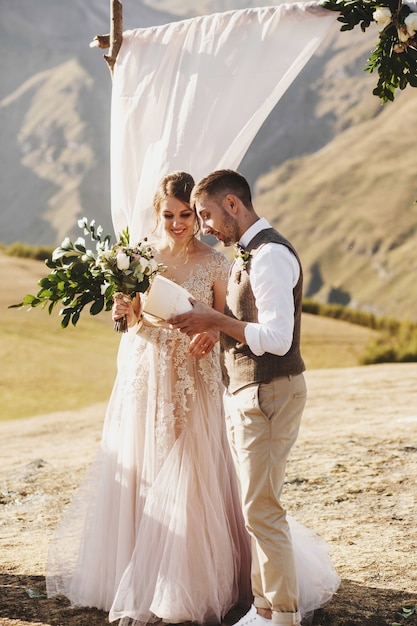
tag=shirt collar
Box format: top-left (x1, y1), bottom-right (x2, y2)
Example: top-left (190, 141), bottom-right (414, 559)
top-left (240, 217), bottom-right (270, 248)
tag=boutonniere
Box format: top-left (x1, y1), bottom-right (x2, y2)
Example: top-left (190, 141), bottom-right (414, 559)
top-left (233, 244), bottom-right (250, 284)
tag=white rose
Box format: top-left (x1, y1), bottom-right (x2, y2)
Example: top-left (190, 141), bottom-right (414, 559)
top-left (116, 251), bottom-right (130, 271)
top-left (373, 7), bottom-right (392, 29)
top-left (143, 258), bottom-right (158, 275)
top-left (405, 11), bottom-right (417, 35)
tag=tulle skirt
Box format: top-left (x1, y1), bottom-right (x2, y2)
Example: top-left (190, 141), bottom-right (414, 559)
top-left (46, 330), bottom-right (252, 624)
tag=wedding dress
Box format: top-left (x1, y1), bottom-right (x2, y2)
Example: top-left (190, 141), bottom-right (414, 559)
top-left (46, 249), bottom-right (339, 624)
top-left (46, 249), bottom-right (251, 624)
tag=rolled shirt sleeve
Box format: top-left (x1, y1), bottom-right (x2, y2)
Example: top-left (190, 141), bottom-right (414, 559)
top-left (243, 243), bottom-right (300, 356)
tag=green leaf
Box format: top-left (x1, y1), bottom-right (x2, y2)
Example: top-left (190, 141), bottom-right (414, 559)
top-left (60, 313), bottom-right (71, 328)
top-left (408, 73), bottom-right (417, 87)
top-left (397, 604), bottom-right (417, 617)
top-left (70, 262), bottom-right (89, 278)
top-left (39, 277), bottom-right (52, 288)
top-left (22, 294), bottom-right (37, 306)
top-left (37, 288), bottom-right (54, 299)
top-left (90, 298), bottom-right (105, 316)
top-left (25, 588), bottom-right (46, 599)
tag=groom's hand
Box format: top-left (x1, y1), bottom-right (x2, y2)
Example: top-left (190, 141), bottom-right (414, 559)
top-left (169, 298), bottom-right (214, 336)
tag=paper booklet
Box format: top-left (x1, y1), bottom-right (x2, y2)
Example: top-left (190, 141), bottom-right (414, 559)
top-left (143, 274), bottom-right (193, 322)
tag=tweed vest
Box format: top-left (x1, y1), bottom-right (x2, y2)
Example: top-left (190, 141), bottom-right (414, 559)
top-left (221, 228), bottom-right (305, 393)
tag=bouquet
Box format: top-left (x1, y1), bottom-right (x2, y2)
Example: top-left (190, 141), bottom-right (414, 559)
top-left (11, 217), bottom-right (166, 332)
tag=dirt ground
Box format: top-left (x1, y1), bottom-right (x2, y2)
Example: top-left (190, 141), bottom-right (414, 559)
top-left (1, 363), bottom-right (416, 626)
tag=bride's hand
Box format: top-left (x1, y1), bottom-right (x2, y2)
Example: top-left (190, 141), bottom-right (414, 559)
top-left (112, 294), bottom-right (142, 328)
top-left (188, 330), bottom-right (219, 358)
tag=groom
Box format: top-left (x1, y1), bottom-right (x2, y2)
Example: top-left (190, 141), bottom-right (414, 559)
top-left (169, 169), bottom-right (307, 626)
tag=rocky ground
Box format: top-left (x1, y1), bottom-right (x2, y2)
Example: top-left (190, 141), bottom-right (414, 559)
top-left (1, 364), bottom-right (416, 626)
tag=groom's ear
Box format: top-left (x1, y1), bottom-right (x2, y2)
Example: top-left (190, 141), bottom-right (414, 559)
top-left (225, 194), bottom-right (239, 214)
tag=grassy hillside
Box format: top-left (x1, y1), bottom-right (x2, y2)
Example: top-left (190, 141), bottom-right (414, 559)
top-left (1, 254), bottom-right (119, 421)
top-left (1, 253), bottom-right (376, 421)
top-left (255, 88), bottom-right (417, 321)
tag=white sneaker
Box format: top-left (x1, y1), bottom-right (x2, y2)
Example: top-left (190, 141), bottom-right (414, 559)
top-left (231, 605), bottom-right (300, 626)
top-left (232, 606), bottom-right (271, 626)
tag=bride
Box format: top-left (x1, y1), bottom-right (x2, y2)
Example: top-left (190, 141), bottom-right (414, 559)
top-left (46, 171), bottom-right (339, 625)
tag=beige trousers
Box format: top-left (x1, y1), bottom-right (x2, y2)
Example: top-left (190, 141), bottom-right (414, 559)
top-left (224, 374), bottom-right (307, 626)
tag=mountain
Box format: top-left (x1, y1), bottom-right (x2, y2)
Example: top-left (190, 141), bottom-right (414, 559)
top-left (0, 0), bottom-right (178, 245)
top-left (1, 0), bottom-right (416, 320)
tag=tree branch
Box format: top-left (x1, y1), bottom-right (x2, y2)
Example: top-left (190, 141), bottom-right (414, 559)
top-left (90, 0), bottom-right (123, 73)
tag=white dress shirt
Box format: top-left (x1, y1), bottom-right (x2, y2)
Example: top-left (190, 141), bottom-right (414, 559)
top-left (240, 218), bottom-right (300, 357)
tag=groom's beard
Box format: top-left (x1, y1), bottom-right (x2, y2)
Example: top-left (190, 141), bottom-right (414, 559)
top-left (218, 209), bottom-right (240, 247)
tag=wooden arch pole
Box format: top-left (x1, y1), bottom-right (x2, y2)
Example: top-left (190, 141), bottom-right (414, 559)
top-left (90, 0), bottom-right (123, 73)
top-left (105, 0), bottom-right (123, 71)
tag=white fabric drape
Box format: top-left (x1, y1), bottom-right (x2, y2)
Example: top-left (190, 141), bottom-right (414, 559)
top-left (110, 2), bottom-right (337, 242)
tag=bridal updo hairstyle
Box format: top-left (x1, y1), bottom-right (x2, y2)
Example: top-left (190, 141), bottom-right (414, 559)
top-left (152, 171), bottom-right (200, 235)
